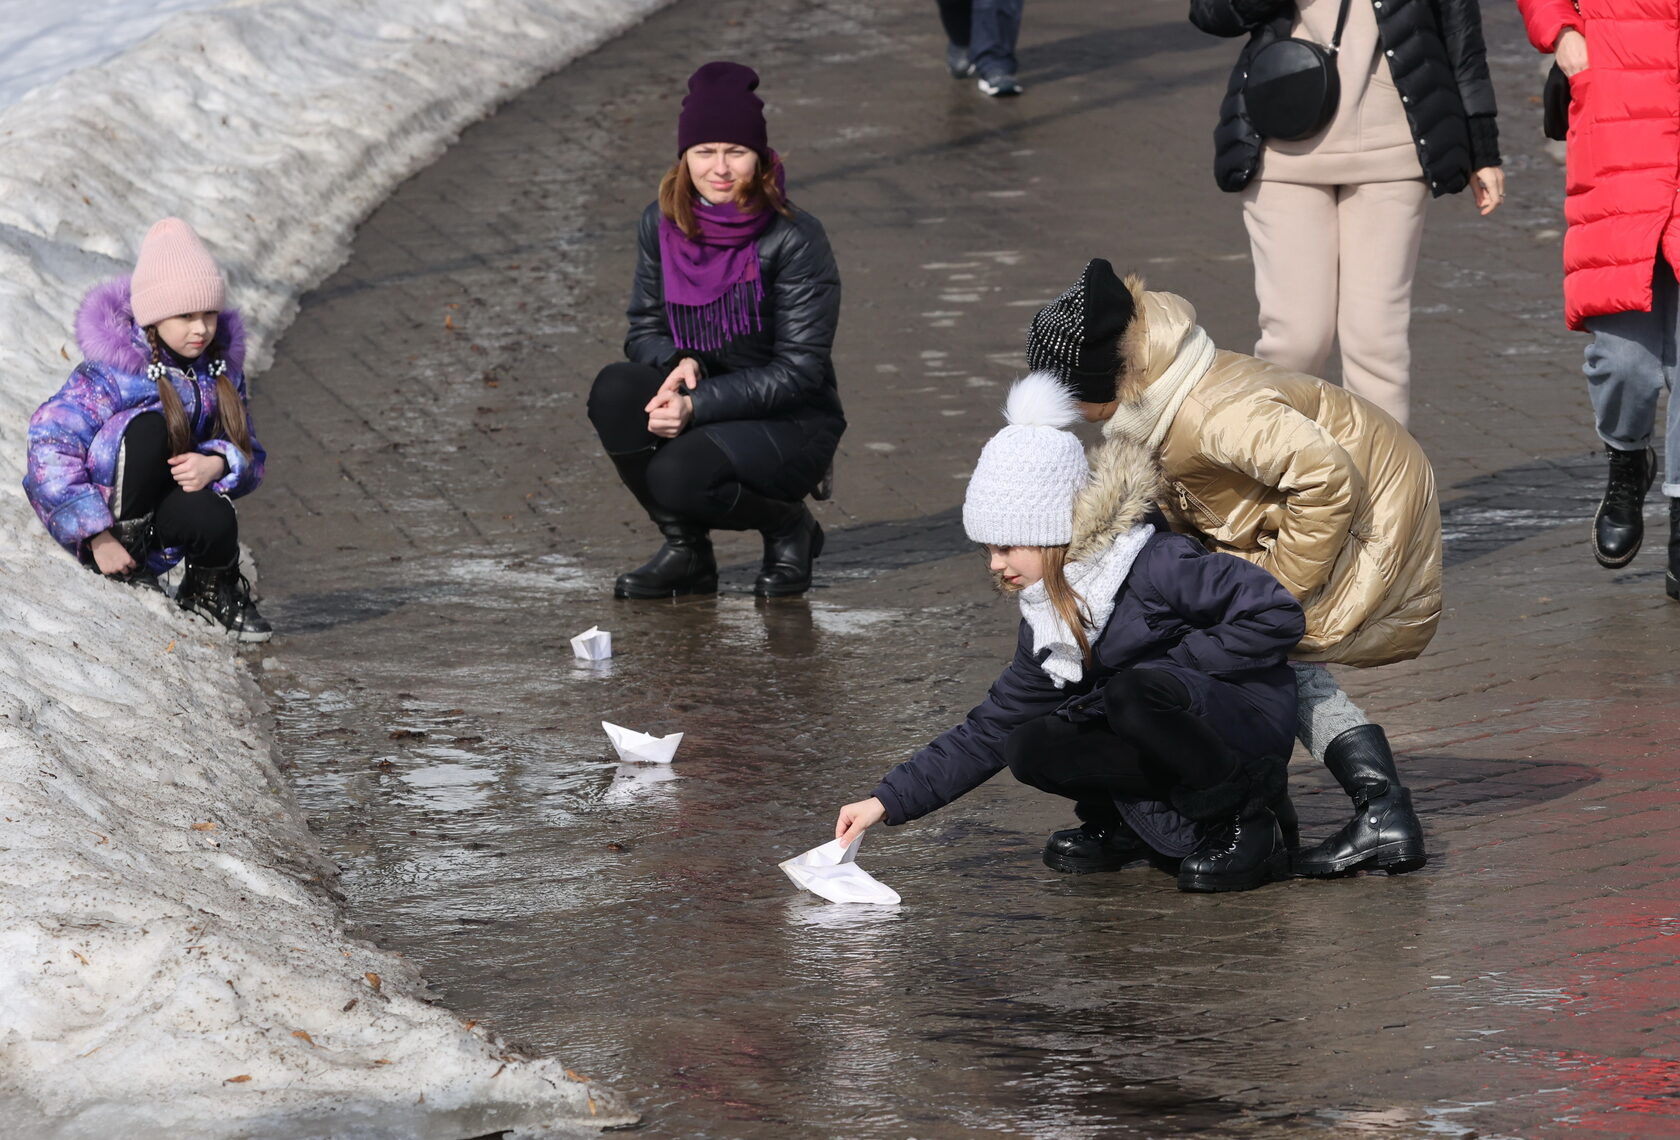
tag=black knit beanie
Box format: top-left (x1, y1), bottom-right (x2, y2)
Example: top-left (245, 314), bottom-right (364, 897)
top-left (1025, 258), bottom-right (1137, 403)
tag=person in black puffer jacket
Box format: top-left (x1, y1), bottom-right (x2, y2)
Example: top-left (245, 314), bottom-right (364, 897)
top-left (587, 61), bottom-right (844, 599)
top-left (1189, 0), bottom-right (1502, 428)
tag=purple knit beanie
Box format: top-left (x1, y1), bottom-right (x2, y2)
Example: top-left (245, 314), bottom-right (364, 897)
top-left (677, 61), bottom-right (769, 159)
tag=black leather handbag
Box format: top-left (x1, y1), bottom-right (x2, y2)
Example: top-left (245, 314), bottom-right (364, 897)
top-left (1242, 0), bottom-right (1353, 142)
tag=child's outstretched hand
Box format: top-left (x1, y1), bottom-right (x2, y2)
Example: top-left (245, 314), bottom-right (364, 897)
top-left (835, 797), bottom-right (886, 848)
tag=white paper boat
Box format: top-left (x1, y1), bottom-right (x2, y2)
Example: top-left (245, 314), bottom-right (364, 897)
top-left (570, 626), bottom-right (613, 661)
top-left (601, 720), bottom-right (682, 764)
top-left (779, 836), bottom-right (901, 907)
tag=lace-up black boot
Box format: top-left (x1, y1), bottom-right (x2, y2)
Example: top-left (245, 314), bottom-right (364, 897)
top-left (1667, 498), bottom-right (1680, 601)
top-left (177, 561), bottom-right (272, 643)
top-left (1294, 724), bottom-right (1426, 877)
top-left (1594, 445), bottom-right (1656, 568)
top-left (609, 452), bottom-right (717, 599)
top-left (1042, 802), bottom-right (1150, 874)
top-left (1176, 806), bottom-right (1291, 893)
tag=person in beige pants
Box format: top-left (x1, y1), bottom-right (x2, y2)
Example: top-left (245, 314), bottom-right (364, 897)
top-left (1192, 0), bottom-right (1506, 428)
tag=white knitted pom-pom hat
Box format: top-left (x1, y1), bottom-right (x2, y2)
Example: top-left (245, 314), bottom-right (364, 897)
top-left (963, 372), bottom-right (1090, 547)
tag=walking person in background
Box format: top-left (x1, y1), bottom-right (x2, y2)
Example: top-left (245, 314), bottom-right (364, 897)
top-left (834, 375), bottom-right (1305, 893)
top-left (1190, 0), bottom-right (1503, 428)
top-left (587, 61), bottom-right (844, 600)
top-left (24, 217), bottom-right (271, 642)
top-left (1517, 1), bottom-right (1680, 597)
top-left (1026, 259), bottom-right (1440, 878)
top-left (936, 0), bottom-right (1025, 96)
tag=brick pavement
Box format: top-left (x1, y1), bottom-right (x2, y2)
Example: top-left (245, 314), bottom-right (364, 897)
top-left (244, 1), bottom-right (1680, 1136)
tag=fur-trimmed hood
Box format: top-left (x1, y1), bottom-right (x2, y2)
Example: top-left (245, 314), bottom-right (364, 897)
top-left (75, 275), bottom-right (247, 375)
top-left (1114, 274), bottom-right (1199, 401)
top-left (1067, 432), bottom-right (1160, 562)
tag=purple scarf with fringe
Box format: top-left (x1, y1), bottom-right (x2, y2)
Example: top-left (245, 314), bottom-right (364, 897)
top-left (658, 164), bottom-right (784, 351)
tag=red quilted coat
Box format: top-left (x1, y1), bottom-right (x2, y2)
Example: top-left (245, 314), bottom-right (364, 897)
top-left (1518, 0), bottom-right (1680, 329)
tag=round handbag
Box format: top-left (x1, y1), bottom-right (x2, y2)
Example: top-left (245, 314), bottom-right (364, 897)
top-left (1242, 0), bottom-right (1352, 142)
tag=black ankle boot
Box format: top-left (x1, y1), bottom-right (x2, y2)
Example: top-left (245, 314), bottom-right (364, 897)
top-left (1594, 445), bottom-right (1656, 568)
top-left (1294, 724), bottom-right (1426, 877)
top-left (614, 524), bottom-right (718, 599)
top-left (756, 506), bottom-right (823, 597)
top-left (1667, 497), bottom-right (1680, 601)
top-left (715, 489), bottom-right (824, 597)
top-left (177, 561), bottom-right (272, 643)
top-left (1042, 809), bottom-right (1150, 874)
top-left (608, 451), bottom-right (717, 599)
top-left (1176, 806), bottom-right (1291, 892)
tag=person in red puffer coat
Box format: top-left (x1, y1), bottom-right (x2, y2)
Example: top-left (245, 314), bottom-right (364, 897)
top-left (1519, 0), bottom-right (1680, 598)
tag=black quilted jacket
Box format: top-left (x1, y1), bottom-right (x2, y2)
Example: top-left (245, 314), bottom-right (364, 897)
top-left (624, 201), bottom-right (845, 427)
top-left (1189, 0), bottom-right (1501, 196)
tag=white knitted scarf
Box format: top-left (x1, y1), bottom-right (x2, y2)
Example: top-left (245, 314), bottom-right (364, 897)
top-left (1102, 324), bottom-right (1217, 450)
top-left (1018, 523), bottom-right (1155, 688)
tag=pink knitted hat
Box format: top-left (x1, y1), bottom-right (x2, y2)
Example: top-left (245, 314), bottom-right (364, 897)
top-left (130, 218), bottom-right (226, 328)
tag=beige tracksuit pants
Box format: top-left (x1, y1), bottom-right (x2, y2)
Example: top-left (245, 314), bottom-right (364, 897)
top-left (1240, 178), bottom-right (1429, 428)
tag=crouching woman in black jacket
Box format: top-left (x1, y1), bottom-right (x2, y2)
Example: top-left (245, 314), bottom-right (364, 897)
top-left (833, 376), bottom-right (1306, 893)
top-left (587, 61), bottom-right (844, 599)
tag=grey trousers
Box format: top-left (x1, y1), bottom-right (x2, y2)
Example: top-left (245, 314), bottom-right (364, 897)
top-left (1584, 257), bottom-right (1680, 497)
top-left (1291, 662), bottom-right (1371, 763)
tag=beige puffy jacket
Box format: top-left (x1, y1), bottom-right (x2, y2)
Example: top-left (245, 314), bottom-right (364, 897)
top-left (1101, 284), bottom-right (1441, 667)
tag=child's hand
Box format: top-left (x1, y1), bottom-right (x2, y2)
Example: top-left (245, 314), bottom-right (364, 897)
top-left (168, 452), bottom-right (227, 493)
top-left (88, 530), bottom-right (136, 576)
top-left (835, 797), bottom-right (887, 848)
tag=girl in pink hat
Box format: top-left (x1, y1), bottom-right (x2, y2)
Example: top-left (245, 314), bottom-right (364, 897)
top-left (24, 217), bottom-right (271, 642)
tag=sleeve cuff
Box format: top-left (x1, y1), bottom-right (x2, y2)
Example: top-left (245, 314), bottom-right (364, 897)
top-left (1467, 114), bottom-right (1502, 170)
top-left (872, 782), bottom-right (908, 826)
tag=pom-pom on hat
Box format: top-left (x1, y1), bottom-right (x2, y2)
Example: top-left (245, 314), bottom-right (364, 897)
top-left (130, 217), bottom-right (225, 329)
top-left (1025, 257), bottom-right (1136, 404)
top-left (963, 373), bottom-right (1091, 547)
top-left (677, 61), bottom-right (769, 160)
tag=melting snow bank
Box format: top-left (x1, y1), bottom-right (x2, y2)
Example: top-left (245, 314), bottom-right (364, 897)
top-left (0, 1), bottom-right (671, 1135)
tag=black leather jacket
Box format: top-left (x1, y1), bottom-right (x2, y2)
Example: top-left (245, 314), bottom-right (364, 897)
top-left (1189, 0), bottom-right (1501, 196)
top-left (624, 201), bottom-right (845, 428)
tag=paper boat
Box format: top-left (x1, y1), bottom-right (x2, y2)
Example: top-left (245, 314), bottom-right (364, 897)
top-left (570, 626), bottom-right (613, 661)
top-left (779, 836), bottom-right (901, 907)
top-left (601, 721), bottom-right (682, 764)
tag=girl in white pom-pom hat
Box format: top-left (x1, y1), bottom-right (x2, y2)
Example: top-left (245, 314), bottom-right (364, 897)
top-left (833, 373), bottom-right (1307, 892)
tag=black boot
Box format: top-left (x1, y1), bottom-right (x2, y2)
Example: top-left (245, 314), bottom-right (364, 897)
top-left (1667, 498), bottom-right (1680, 601)
top-left (1294, 724), bottom-right (1426, 877)
top-left (1042, 801), bottom-right (1149, 874)
top-left (716, 488), bottom-right (824, 597)
top-left (608, 452), bottom-right (717, 599)
top-left (1594, 445), bottom-right (1655, 568)
top-left (177, 561), bottom-right (272, 643)
top-left (1176, 806), bottom-right (1291, 893)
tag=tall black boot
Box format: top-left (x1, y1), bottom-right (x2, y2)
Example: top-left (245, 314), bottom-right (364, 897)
top-left (608, 451), bottom-right (717, 600)
top-left (1667, 497), bottom-right (1680, 601)
top-left (177, 560), bottom-right (272, 643)
top-left (1294, 724), bottom-right (1426, 877)
top-left (1594, 445), bottom-right (1655, 568)
top-left (715, 487), bottom-right (824, 597)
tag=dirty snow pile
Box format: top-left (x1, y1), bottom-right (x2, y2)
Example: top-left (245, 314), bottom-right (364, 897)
top-left (0, 1), bottom-right (670, 1136)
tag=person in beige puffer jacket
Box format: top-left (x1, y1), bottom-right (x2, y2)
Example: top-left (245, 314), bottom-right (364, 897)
top-left (1023, 258), bottom-right (1441, 877)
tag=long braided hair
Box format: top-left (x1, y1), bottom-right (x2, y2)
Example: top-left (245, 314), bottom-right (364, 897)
top-left (143, 324), bottom-right (252, 458)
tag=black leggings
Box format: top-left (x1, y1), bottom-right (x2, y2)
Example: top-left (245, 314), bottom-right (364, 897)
top-left (1004, 669), bottom-right (1240, 820)
top-left (111, 412), bottom-right (238, 566)
top-left (587, 361), bottom-right (821, 521)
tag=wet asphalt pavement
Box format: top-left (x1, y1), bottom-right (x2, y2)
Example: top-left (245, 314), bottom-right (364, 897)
top-left (244, 1), bottom-right (1680, 1136)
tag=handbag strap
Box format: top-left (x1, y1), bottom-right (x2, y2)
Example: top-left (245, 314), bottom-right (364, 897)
top-left (1327, 0), bottom-right (1354, 53)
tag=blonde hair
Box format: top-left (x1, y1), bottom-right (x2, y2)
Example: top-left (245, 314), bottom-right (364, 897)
top-left (991, 544), bottom-right (1094, 665)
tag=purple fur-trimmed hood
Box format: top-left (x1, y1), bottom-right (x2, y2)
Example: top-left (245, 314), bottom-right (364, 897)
top-left (75, 275), bottom-right (247, 374)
